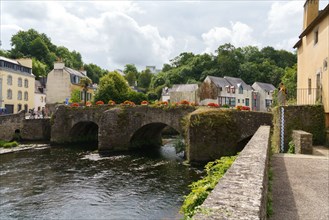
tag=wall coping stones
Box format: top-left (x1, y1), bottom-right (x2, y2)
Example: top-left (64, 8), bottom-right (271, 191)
top-left (292, 130), bottom-right (313, 154)
top-left (193, 125), bottom-right (271, 220)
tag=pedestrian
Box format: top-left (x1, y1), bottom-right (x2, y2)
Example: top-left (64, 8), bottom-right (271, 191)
top-left (278, 82), bottom-right (287, 106)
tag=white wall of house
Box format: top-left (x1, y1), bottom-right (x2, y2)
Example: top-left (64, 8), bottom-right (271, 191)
top-left (252, 83), bottom-right (274, 112)
top-left (46, 64), bottom-right (71, 104)
top-left (34, 93), bottom-right (46, 112)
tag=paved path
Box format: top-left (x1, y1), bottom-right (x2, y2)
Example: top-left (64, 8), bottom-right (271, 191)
top-left (270, 151), bottom-right (329, 220)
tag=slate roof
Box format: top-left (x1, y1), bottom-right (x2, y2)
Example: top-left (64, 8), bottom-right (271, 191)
top-left (64, 67), bottom-right (87, 78)
top-left (207, 76), bottom-right (231, 88)
top-left (224, 76), bottom-right (253, 91)
top-left (252, 82), bottom-right (276, 92)
top-left (171, 84), bottom-right (198, 92)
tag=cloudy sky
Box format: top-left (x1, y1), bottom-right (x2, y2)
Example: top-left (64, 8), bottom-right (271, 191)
top-left (0, 0), bottom-right (328, 71)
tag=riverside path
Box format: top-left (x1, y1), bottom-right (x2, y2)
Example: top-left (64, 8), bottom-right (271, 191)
top-left (270, 147), bottom-right (329, 220)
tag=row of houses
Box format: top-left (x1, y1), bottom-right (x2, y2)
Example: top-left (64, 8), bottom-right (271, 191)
top-left (162, 76), bottom-right (276, 112)
top-left (0, 58), bottom-right (94, 114)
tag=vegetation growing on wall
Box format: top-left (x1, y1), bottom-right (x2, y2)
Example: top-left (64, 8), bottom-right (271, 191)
top-left (180, 155), bottom-right (237, 219)
top-left (0, 140), bottom-right (19, 148)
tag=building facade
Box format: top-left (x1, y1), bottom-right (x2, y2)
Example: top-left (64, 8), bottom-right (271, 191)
top-left (252, 82), bottom-right (276, 112)
top-left (169, 84), bottom-right (199, 104)
top-left (34, 80), bottom-right (46, 113)
top-left (0, 57), bottom-right (35, 114)
top-left (294, 0), bottom-right (329, 128)
top-left (46, 62), bottom-right (93, 104)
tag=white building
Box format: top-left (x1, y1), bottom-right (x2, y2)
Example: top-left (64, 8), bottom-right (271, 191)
top-left (34, 80), bottom-right (46, 112)
top-left (252, 82), bottom-right (276, 112)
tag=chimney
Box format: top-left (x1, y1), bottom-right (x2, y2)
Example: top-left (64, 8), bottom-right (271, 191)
top-left (303, 0), bottom-right (319, 29)
top-left (54, 62), bottom-right (65, 69)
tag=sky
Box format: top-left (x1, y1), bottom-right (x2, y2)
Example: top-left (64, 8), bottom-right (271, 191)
top-left (0, 0), bottom-right (328, 71)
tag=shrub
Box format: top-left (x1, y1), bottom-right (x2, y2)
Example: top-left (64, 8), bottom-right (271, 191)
top-left (85, 101), bottom-right (92, 107)
top-left (141, 100), bottom-right (149, 105)
top-left (181, 155), bottom-right (237, 218)
top-left (121, 100), bottom-right (136, 107)
top-left (221, 104), bottom-right (229, 108)
top-left (96, 100), bottom-right (104, 105)
top-left (180, 100), bottom-right (190, 105)
top-left (0, 140), bottom-right (19, 148)
top-left (108, 100), bottom-right (116, 106)
top-left (71, 102), bottom-right (79, 107)
top-left (207, 102), bottom-right (219, 108)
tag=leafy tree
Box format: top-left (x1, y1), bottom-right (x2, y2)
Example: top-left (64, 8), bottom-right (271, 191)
top-left (127, 91), bottom-right (147, 104)
top-left (80, 77), bottom-right (92, 105)
top-left (138, 69), bottom-right (153, 89)
top-left (32, 58), bottom-right (47, 79)
top-left (83, 63), bottom-right (107, 84)
top-left (94, 71), bottom-right (130, 103)
top-left (281, 64), bottom-right (297, 101)
top-left (125, 71), bottom-right (137, 86)
top-left (70, 89), bottom-right (81, 103)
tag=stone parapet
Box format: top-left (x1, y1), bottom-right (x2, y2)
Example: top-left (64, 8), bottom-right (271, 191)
top-left (193, 126), bottom-right (271, 220)
top-left (292, 130), bottom-right (313, 154)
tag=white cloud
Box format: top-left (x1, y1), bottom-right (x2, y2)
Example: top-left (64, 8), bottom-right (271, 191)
top-left (202, 21), bottom-right (260, 53)
top-left (266, 1), bottom-right (303, 34)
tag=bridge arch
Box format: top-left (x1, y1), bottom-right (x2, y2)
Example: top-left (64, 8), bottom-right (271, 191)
top-left (129, 122), bottom-right (181, 149)
top-left (69, 121), bottom-right (99, 145)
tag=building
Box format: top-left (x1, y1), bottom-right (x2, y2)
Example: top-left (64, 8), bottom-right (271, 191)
top-left (0, 56), bottom-right (35, 114)
top-left (161, 87), bottom-right (172, 102)
top-left (199, 76), bottom-right (256, 109)
top-left (169, 84), bottom-right (199, 104)
top-left (293, 0), bottom-right (329, 128)
top-left (224, 76), bottom-right (254, 109)
top-left (34, 80), bottom-right (46, 113)
top-left (46, 62), bottom-right (93, 104)
top-left (252, 82), bottom-right (276, 112)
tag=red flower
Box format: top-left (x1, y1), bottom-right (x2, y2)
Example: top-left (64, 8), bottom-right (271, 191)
top-left (141, 100), bottom-right (149, 105)
top-left (96, 100), bottom-right (104, 105)
top-left (207, 102), bottom-right (219, 108)
top-left (71, 103), bottom-right (79, 107)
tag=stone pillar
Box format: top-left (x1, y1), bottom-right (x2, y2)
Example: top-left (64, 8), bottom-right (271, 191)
top-left (292, 130), bottom-right (313, 154)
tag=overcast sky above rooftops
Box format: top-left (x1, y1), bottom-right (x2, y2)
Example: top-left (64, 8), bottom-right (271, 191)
top-left (0, 0), bottom-right (328, 71)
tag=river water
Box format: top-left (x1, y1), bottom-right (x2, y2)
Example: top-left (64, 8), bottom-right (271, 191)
top-left (0, 141), bottom-right (202, 220)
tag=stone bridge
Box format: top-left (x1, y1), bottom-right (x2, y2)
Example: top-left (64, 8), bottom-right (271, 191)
top-left (50, 105), bottom-right (273, 162)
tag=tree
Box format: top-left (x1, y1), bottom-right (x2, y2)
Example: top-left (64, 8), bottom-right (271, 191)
top-left (281, 64), bottom-right (297, 101)
top-left (94, 71), bottom-right (130, 103)
top-left (83, 63), bottom-right (107, 84)
top-left (138, 69), bottom-right (153, 89)
top-left (70, 89), bottom-right (81, 103)
top-left (32, 58), bottom-right (47, 79)
top-left (79, 77), bottom-right (92, 105)
top-left (124, 64), bottom-right (138, 86)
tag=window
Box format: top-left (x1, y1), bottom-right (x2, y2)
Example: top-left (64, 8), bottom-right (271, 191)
top-left (324, 58), bottom-right (328, 71)
top-left (245, 98), bottom-right (250, 106)
top-left (238, 99), bottom-right (240, 103)
top-left (7, 89), bottom-right (12, 99)
top-left (314, 29), bottom-right (319, 45)
top-left (24, 92), bottom-right (28, 101)
top-left (242, 99), bottom-right (245, 104)
top-left (24, 104), bottom-right (28, 113)
top-left (231, 86), bottom-right (235, 94)
top-left (7, 75), bottom-right (12, 85)
top-left (226, 86), bottom-right (230, 93)
top-left (18, 104), bottom-right (22, 112)
top-left (308, 78), bottom-right (312, 95)
top-left (239, 86), bottom-right (243, 94)
top-left (265, 99), bottom-right (272, 107)
top-left (41, 96), bottom-right (44, 102)
top-left (18, 78), bottom-right (22, 87)
top-left (24, 79), bottom-right (29, 88)
top-left (18, 91), bottom-right (22, 100)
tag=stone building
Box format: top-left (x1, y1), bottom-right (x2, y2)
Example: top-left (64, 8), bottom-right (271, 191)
top-left (34, 80), bottom-right (46, 113)
top-left (0, 56), bottom-right (35, 114)
top-left (46, 62), bottom-right (94, 104)
top-left (169, 84), bottom-right (199, 104)
top-left (294, 0), bottom-right (329, 128)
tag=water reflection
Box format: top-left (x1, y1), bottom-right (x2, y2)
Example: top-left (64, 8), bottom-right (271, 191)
top-left (0, 140), bottom-right (202, 220)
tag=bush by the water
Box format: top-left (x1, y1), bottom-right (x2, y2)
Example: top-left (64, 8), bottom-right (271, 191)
top-left (180, 155), bottom-right (237, 219)
top-left (0, 140), bottom-right (19, 148)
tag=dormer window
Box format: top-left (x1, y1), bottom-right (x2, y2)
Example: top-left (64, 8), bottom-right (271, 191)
top-left (226, 86), bottom-right (230, 93)
top-left (230, 86), bottom-right (235, 94)
top-left (239, 86), bottom-right (243, 94)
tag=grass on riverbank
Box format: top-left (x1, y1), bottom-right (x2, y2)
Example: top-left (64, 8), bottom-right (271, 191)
top-left (180, 155), bottom-right (237, 219)
top-left (0, 140), bottom-right (19, 148)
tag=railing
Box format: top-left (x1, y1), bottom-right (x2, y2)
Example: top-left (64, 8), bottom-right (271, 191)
top-left (297, 88), bottom-right (322, 105)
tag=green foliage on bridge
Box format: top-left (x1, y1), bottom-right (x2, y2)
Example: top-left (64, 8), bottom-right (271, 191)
top-left (180, 155), bottom-right (237, 219)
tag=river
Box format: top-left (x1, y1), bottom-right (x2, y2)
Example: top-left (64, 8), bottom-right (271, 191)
top-left (0, 141), bottom-right (202, 219)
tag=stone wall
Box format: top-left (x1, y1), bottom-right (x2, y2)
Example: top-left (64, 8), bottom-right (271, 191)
top-left (292, 130), bottom-right (313, 154)
top-left (186, 108), bottom-right (272, 163)
top-left (0, 111), bottom-right (50, 141)
top-left (272, 105), bottom-right (326, 153)
top-left (193, 126), bottom-right (271, 220)
top-left (21, 119), bottom-right (51, 141)
top-left (0, 111), bottom-right (25, 141)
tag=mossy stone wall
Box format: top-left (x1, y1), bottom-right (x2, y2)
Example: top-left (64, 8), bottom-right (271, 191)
top-left (272, 105), bottom-right (326, 153)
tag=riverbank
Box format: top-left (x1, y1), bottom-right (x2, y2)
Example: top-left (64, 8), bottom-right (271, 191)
top-left (0, 143), bottom-right (50, 155)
